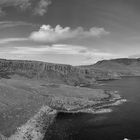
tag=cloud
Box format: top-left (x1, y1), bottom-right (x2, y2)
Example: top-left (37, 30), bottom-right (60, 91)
top-left (0, 38), bottom-right (28, 44)
top-left (30, 25), bottom-right (109, 43)
top-left (0, 0), bottom-right (31, 11)
top-left (0, 21), bottom-right (36, 29)
top-left (82, 52), bottom-right (122, 65)
top-left (0, 7), bottom-right (5, 16)
top-left (0, 0), bottom-right (52, 16)
top-left (10, 44), bottom-right (88, 55)
top-left (0, 44), bottom-right (120, 65)
top-left (129, 54), bottom-right (140, 58)
top-left (9, 44), bottom-right (113, 58)
top-left (33, 0), bottom-right (51, 16)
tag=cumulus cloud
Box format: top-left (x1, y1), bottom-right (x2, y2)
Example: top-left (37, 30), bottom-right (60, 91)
top-left (30, 25), bottom-right (109, 43)
top-left (0, 0), bottom-right (52, 16)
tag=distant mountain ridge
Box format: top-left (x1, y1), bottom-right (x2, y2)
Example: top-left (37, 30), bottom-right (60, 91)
top-left (92, 58), bottom-right (140, 76)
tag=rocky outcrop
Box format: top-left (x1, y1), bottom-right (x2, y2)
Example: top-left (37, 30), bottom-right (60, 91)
top-left (9, 106), bottom-right (57, 140)
top-left (0, 106), bottom-right (57, 140)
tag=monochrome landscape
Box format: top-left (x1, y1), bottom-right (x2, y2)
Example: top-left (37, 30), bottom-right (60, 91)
top-left (0, 0), bottom-right (140, 140)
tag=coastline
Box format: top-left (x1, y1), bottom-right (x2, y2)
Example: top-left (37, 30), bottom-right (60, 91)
top-left (0, 88), bottom-right (126, 140)
top-left (57, 90), bottom-right (126, 114)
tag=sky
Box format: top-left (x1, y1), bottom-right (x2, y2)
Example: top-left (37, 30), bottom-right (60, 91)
top-left (0, 0), bottom-right (140, 65)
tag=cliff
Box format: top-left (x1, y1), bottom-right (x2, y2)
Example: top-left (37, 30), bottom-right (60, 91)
top-left (0, 58), bottom-right (121, 86)
top-left (0, 59), bottom-right (95, 86)
top-left (0, 58), bottom-right (140, 86)
top-left (78, 66), bottom-right (120, 80)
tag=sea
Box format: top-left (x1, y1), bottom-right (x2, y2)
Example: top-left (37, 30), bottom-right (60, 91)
top-left (44, 77), bottom-right (140, 140)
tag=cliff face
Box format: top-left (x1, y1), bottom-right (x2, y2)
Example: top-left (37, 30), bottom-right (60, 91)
top-left (1, 57), bottom-right (139, 85)
top-left (92, 58), bottom-right (140, 76)
top-left (78, 66), bottom-right (120, 80)
top-left (0, 59), bottom-right (95, 86)
top-left (0, 58), bottom-right (140, 85)
top-left (0, 59), bottom-right (121, 85)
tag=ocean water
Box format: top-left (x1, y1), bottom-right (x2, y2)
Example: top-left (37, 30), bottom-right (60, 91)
top-left (44, 77), bottom-right (140, 140)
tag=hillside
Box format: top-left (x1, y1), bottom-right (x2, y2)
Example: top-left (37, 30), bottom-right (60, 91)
top-left (89, 58), bottom-right (140, 77)
top-left (0, 78), bottom-right (120, 138)
top-left (0, 58), bottom-right (125, 139)
top-left (78, 66), bottom-right (120, 80)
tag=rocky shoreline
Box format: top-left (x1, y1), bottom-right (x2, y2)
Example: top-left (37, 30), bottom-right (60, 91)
top-left (57, 90), bottom-right (126, 114)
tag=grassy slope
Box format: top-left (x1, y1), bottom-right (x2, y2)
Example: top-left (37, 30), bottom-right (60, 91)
top-left (92, 58), bottom-right (140, 76)
top-left (0, 77), bottom-right (108, 137)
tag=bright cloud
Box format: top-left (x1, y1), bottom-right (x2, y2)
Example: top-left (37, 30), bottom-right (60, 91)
top-left (30, 25), bottom-right (109, 43)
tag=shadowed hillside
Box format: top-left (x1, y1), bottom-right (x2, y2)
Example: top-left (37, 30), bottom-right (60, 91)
top-left (88, 58), bottom-right (140, 77)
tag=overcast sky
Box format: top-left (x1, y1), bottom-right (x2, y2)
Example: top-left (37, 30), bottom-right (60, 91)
top-left (0, 0), bottom-right (140, 65)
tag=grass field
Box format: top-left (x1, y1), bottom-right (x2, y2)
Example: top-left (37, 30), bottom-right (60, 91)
top-left (0, 77), bottom-right (109, 137)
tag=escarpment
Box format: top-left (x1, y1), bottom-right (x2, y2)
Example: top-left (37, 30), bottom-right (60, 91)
top-left (0, 59), bottom-right (121, 86)
top-left (0, 59), bottom-right (95, 86)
